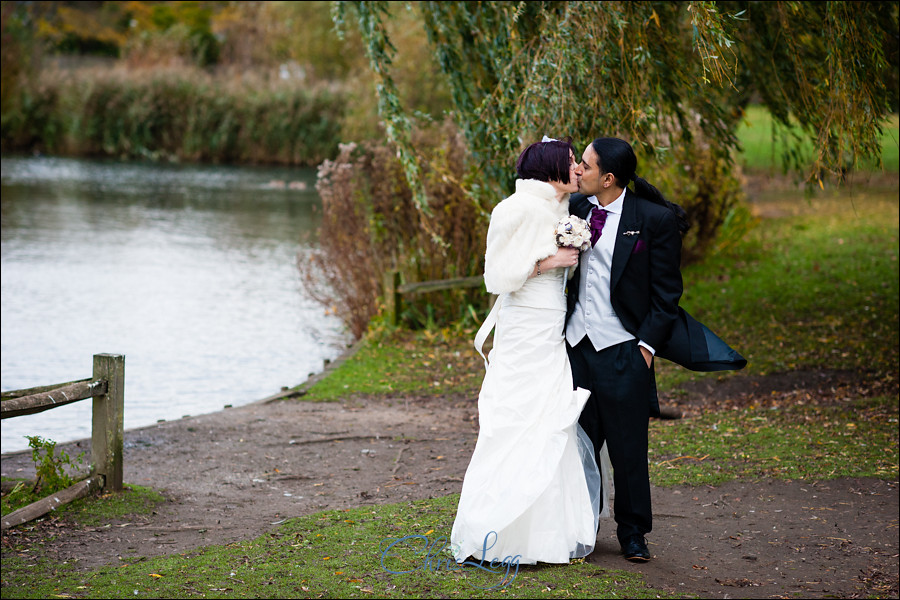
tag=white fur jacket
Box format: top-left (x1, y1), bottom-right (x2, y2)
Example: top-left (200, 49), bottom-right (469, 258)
top-left (483, 179), bottom-right (569, 294)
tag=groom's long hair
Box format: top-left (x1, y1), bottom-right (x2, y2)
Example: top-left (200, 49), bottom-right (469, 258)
top-left (591, 138), bottom-right (690, 233)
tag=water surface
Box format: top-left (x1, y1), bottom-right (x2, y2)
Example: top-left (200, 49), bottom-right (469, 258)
top-left (1, 156), bottom-right (347, 453)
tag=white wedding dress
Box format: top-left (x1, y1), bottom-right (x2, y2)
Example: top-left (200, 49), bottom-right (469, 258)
top-left (451, 266), bottom-right (610, 565)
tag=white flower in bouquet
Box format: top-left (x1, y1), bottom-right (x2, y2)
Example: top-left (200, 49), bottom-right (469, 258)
top-left (555, 215), bottom-right (591, 251)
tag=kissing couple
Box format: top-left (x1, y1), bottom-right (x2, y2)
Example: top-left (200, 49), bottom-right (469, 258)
top-left (451, 136), bottom-right (746, 564)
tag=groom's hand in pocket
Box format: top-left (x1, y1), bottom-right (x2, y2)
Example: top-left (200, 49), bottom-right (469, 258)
top-left (639, 345), bottom-right (653, 368)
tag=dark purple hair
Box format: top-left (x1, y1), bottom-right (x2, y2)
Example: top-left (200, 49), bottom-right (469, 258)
top-left (515, 137), bottom-right (576, 184)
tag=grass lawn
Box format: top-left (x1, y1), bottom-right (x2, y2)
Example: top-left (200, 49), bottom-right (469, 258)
top-left (660, 178), bottom-right (899, 386)
top-left (735, 105), bottom-right (899, 174)
top-left (1, 495), bottom-right (668, 599)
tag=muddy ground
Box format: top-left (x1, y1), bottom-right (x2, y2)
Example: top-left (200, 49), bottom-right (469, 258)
top-left (1, 369), bottom-right (898, 599)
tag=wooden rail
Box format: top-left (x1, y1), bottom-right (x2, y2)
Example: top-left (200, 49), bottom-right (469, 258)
top-left (2, 476), bottom-right (104, 531)
top-left (1, 354), bottom-right (125, 530)
top-left (383, 270), bottom-right (491, 325)
top-left (2, 379), bottom-right (108, 418)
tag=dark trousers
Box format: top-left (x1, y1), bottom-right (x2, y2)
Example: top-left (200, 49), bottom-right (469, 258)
top-left (567, 337), bottom-right (653, 544)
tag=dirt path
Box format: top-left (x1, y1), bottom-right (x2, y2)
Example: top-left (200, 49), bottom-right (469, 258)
top-left (2, 379), bottom-right (898, 599)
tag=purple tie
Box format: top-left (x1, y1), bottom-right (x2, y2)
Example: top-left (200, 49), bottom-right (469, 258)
top-left (590, 208), bottom-right (608, 247)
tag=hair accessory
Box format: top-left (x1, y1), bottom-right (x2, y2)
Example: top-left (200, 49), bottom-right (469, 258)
top-left (541, 135), bottom-right (558, 143)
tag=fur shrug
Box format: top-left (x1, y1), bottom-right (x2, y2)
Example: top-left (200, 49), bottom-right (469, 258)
top-left (483, 179), bottom-right (569, 294)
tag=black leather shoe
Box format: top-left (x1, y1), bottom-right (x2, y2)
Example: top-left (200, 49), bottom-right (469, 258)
top-left (621, 536), bottom-right (651, 561)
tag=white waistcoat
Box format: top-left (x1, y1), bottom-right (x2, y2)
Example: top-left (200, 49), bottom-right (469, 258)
top-left (565, 192), bottom-right (634, 351)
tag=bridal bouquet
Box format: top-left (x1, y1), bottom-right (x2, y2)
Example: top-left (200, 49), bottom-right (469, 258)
top-left (555, 215), bottom-right (591, 251)
top-left (554, 215), bottom-right (590, 289)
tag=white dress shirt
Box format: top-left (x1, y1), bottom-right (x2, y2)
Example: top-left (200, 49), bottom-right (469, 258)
top-left (566, 190), bottom-right (654, 355)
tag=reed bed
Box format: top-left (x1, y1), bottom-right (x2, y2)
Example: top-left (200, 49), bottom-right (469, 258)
top-left (1, 66), bottom-right (344, 166)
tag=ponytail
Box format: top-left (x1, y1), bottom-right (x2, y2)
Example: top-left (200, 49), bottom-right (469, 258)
top-left (591, 138), bottom-right (691, 234)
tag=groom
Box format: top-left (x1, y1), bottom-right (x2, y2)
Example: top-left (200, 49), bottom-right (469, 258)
top-left (565, 137), bottom-right (745, 562)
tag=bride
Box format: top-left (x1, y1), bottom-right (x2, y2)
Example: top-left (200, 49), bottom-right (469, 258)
top-left (451, 138), bottom-right (610, 565)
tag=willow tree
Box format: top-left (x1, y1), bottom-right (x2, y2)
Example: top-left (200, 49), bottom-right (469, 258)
top-left (336, 1), bottom-right (896, 260)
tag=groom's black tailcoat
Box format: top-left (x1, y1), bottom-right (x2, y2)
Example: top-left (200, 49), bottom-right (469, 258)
top-left (565, 190), bottom-right (744, 543)
top-left (565, 191), bottom-right (746, 416)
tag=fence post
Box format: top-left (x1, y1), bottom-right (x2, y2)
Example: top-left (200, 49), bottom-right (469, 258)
top-left (92, 354), bottom-right (124, 491)
top-left (383, 270), bottom-right (401, 326)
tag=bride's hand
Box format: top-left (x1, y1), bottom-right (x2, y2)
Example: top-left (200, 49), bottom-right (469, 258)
top-left (544, 246), bottom-right (580, 269)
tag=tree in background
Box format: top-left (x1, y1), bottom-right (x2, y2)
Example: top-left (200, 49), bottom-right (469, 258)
top-left (27, 1), bottom-right (221, 66)
top-left (722, 1), bottom-right (899, 175)
top-left (342, 1), bottom-right (897, 261)
top-left (1, 1), bottom-right (37, 116)
top-left (30, 0), bottom-right (127, 58)
top-left (2, 1), bottom-right (450, 144)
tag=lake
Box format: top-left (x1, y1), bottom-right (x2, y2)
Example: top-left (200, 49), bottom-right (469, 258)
top-left (1, 156), bottom-right (348, 454)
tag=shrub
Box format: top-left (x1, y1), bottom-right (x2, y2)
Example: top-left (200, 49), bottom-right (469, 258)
top-left (647, 110), bottom-right (751, 264)
top-left (26, 435), bottom-right (84, 495)
top-left (300, 120), bottom-right (489, 338)
top-left (651, 139), bottom-right (751, 263)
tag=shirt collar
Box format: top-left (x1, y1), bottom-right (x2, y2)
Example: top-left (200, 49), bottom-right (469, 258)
top-left (587, 188), bottom-right (626, 214)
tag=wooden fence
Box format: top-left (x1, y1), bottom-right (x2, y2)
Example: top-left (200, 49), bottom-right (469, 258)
top-left (382, 270), bottom-right (492, 326)
top-left (1, 353), bottom-right (125, 530)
